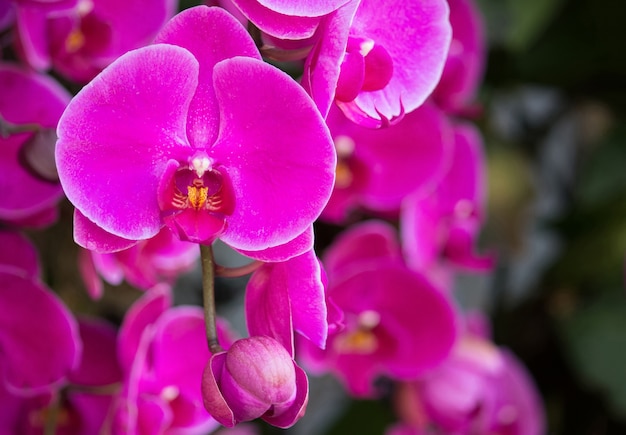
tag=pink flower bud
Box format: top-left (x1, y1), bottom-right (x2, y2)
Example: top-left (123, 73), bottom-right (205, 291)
top-left (202, 336), bottom-right (309, 428)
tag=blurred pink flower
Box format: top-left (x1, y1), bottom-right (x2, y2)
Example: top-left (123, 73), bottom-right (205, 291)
top-left (0, 230), bottom-right (81, 397)
top-left (0, 63), bottom-right (69, 228)
top-left (396, 333), bottom-right (545, 435)
top-left (322, 102), bottom-right (453, 223)
top-left (299, 221), bottom-right (458, 397)
top-left (431, 0), bottom-right (486, 114)
top-left (13, 0), bottom-right (176, 82)
top-left (401, 122), bottom-right (494, 272)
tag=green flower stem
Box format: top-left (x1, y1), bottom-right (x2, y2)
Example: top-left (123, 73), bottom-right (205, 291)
top-left (200, 244), bottom-right (223, 354)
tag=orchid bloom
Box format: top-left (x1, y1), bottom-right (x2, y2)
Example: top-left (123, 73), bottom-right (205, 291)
top-left (303, 0), bottom-right (452, 127)
top-left (56, 6), bottom-right (336, 261)
top-left (0, 230), bottom-right (81, 397)
top-left (299, 221), bottom-right (458, 397)
top-left (322, 102), bottom-right (453, 223)
top-left (395, 318), bottom-right (545, 435)
top-left (0, 63), bottom-right (69, 228)
top-left (401, 122), bottom-right (494, 272)
top-left (13, 0), bottom-right (177, 82)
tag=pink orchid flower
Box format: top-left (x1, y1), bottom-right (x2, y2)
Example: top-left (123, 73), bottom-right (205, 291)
top-left (245, 248), bottom-right (328, 354)
top-left (0, 318), bottom-right (123, 434)
top-left (299, 221), bottom-right (458, 397)
top-left (0, 230), bottom-right (81, 397)
top-left (228, 0), bottom-right (350, 40)
top-left (13, 0), bottom-right (176, 82)
top-left (401, 122), bottom-right (494, 272)
top-left (396, 330), bottom-right (545, 435)
top-left (0, 63), bottom-right (69, 228)
top-left (322, 102), bottom-right (453, 223)
top-left (55, 6), bottom-right (336, 261)
top-left (303, 0), bottom-right (452, 127)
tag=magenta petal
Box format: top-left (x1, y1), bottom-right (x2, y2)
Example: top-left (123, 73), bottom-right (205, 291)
top-left (246, 264), bottom-right (294, 354)
top-left (230, 0), bottom-right (322, 39)
top-left (0, 271), bottom-right (81, 395)
top-left (0, 64), bottom-right (68, 221)
top-left (202, 353), bottom-right (236, 427)
top-left (211, 57), bottom-right (336, 251)
top-left (150, 307), bottom-right (217, 431)
top-left (155, 6), bottom-right (261, 148)
top-left (286, 250), bottom-right (328, 348)
top-left (236, 225), bottom-right (314, 262)
top-left (340, 0), bottom-right (452, 124)
top-left (256, 0), bottom-right (349, 16)
top-left (56, 44), bottom-right (199, 241)
top-left (15, 5), bottom-right (51, 70)
top-left (262, 363), bottom-right (309, 428)
top-left (0, 230), bottom-right (40, 277)
top-left (302, 0), bottom-right (360, 118)
top-left (74, 209), bottom-right (138, 253)
top-left (69, 318), bottom-right (122, 387)
top-left (323, 220), bottom-right (403, 276)
top-left (117, 285), bottom-right (172, 371)
top-left (335, 51), bottom-right (365, 102)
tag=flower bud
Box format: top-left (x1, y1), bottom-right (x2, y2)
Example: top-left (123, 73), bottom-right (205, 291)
top-left (202, 336), bottom-right (308, 428)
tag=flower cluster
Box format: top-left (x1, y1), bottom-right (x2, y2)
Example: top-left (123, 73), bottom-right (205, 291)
top-left (0, 0), bottom-right (545, 433)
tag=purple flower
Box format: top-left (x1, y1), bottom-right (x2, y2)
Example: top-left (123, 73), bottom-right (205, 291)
top-left (56, 6), bottom-right (336, 260)
top-left (202, 335), bottom-right (309, 428)
top-left (322, 102), bottom-right (453, 223)
top-left (401, 122), bottom-right (494, 271)
top-left (303, 0), bottom-right (452, 127)
top-left (299, 221), bottom-right (458, 397)
top-left (0, 63), bottom-right (69, 228)
top-left (0, 318), bottom-right (122, 434)
top-left (0, 231), bottom-right (81, 396)
top-left (114, 285), bottom-right (232, 434)
top-left (397, 333), bottom-right (545, 435)
top-left (13, 0), bottom-right (176, 82)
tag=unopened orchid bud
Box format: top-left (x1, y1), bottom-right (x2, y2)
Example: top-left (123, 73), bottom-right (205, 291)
top-left (202, 336), bottom-right (309, 428)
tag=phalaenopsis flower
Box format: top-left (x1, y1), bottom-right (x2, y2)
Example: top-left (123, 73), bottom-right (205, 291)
top-left (11, 0), bottom-right (177, 82)
top-left (392, 314), bottom-right (545, 435)
top-left (401, 122), bottom-right (494, 272)
top-left (298, 221), bottom-right (458, 397)
top-left (55, 6), bottom-right (336, 261)
top-left (321, 103), bottom-right (453, 223)
top-left (0, 62), bottom-right (69, 228)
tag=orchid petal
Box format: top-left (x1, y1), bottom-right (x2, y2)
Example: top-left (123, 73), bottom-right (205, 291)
top-left (212, 56), bottom-right (336, 251)
top-left (56, 44), bottom-right (199, 241)
top-left (155, 6), bottom-right (261, 148)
